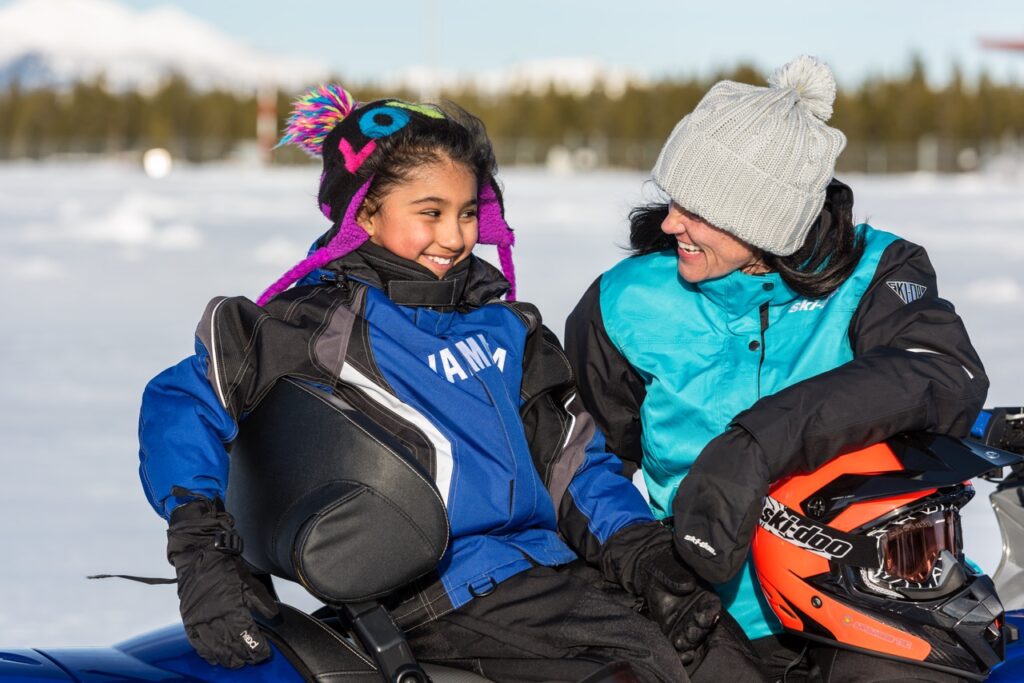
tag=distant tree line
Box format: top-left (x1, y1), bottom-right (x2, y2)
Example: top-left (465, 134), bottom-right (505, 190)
top-left (0, 59), bottom-right (1022, 172)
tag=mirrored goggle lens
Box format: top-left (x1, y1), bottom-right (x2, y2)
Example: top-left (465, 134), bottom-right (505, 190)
top-left (881, 509), bottom-right (960, 583)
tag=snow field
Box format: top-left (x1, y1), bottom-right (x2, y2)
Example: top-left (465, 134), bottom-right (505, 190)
top-left (0, 162), bottom-right (1022, 646)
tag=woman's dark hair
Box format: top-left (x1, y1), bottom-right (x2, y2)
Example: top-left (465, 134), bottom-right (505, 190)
top-left (628, 179), bottom-right (865, 299)
top-left (357, 103), bottom-right (497, 218)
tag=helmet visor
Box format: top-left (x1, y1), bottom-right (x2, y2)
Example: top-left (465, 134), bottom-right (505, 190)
top-left (880, 508), bottom-right (960, 583)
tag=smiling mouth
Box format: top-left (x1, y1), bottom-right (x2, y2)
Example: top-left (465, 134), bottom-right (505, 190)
top-left (677, 240), bottom-right (703, 254)
top-left (424, 254), bottom-right (455, 266)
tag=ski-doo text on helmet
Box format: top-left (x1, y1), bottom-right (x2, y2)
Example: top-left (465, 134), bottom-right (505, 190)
top-left (759, 497), bottom-right (878, 566)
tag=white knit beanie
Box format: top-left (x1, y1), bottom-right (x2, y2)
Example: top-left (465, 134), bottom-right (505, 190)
top-left (652, 55), bottom-right (846, 256)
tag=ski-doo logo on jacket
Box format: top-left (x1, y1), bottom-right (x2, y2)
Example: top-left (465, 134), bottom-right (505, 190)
top-left (886, 280), bottom-right (927, 305)
top-left (788, 292), bottom-right (836, 313)
top-left (426, 334), bottom-right (508, 383)
top-left (759, 497), bottom-right (853, 560)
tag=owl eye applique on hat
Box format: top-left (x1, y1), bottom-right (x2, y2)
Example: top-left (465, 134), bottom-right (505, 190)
top-left (358, 106), bottom-right (411, 139)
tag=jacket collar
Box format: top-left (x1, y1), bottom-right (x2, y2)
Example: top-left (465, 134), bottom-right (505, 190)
top-left (327, 241), bottom-right (510, 310)
top-left (692, 267), bottom-right (799, 318)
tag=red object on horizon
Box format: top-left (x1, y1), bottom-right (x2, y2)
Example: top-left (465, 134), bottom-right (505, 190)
top-left (980, 38), bottom-right (1024, 52)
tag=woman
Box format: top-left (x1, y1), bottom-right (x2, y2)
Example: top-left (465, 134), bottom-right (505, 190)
top-left (565, 56), bottom-right (989, 681)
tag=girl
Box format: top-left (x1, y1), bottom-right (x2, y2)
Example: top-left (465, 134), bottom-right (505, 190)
top-left (565, 57), bottom-right (992, 681)
top-left (138, 86), bottom-right (719, 682)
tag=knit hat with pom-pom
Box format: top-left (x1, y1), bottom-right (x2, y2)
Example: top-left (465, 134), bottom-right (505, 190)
top-left (652, 55), bottom-right (847, 256)
top-left (257, 85), bottom-right (516, 306)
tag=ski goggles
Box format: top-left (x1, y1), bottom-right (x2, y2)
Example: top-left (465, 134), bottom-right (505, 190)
top-left (879, 507), bottom-right (961, 583)
top-left (858, 505), bottom-right (966, 599)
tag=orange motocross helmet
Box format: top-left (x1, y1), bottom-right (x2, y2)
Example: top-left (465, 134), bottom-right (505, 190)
top-left (752, 434), bottom-right (1018, 681)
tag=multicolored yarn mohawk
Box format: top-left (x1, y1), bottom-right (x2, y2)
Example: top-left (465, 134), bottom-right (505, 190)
top-left (276, 84), bottom-right (356, 157)
top-left (258, 84), bottom-right (517, 307)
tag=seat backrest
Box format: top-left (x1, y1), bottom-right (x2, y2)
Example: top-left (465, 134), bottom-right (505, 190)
top-left (226, 377), bottom-right (450, 604)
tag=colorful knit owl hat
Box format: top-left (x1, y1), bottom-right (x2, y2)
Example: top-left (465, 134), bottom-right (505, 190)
top-left (257, 85), bottom-right (517, 306)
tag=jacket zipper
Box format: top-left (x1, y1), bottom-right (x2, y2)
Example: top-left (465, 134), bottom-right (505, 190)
top-left (757, 302), bottom-right (769, 397)
top-left (474, 375), bottom-right (522, 530)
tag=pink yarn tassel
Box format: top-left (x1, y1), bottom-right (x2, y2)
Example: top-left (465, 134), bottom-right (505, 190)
top-left (498, 244), bottom-right (516, 301)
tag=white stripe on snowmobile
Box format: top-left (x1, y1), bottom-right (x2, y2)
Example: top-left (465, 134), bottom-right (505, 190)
top-left (208, 297), bottom-right (229, 410)
top-left (339, 363), bottom-right (454, 508)
top-left (905, 347), bottom-right (974, 379)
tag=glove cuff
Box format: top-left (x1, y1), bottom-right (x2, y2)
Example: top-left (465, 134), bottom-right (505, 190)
top-left (167, 494), bottom-right (243, 563)
top-left (600, 520), bottom-right (674, 594)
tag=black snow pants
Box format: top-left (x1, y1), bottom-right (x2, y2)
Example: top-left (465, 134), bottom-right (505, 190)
top-left (750, 633), bottom-right (974, 683)
top-left (685, 620), bottom-right (973, 683)
top-left (402, 562), bottom-right (690, 683)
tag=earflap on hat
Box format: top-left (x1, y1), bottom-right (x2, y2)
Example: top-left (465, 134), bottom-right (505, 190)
top-left (477, 177), bottom-right (516, 300)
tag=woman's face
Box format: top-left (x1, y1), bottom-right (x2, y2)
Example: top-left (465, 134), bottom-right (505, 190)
top-left (360, 158), bottom-right (479, 278)
top-left (661, 201), bottom-right (764, 282)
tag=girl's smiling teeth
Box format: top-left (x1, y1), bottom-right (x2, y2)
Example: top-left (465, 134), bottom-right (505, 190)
top-left (425, 254), bottom-right (455, 266)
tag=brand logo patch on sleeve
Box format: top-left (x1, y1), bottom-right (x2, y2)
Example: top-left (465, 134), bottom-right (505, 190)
top-left (682, 534), bottom-right (717, 556)
top-left (886, 281), bottom-right (927, 304)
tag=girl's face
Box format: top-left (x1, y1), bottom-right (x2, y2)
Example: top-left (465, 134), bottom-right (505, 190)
top-left (360, 159), bottom-right (479, 278)
top-left (661, 201), bottom-right (765, 282)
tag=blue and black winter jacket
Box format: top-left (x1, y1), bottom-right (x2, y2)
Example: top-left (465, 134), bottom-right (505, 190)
top-left (139, 242), bottom-right (661, 625)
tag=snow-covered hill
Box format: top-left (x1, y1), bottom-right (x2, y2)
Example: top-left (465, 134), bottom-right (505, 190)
top-left (389, 58), bottom-right (645, 98)
top-left (0, 0), bottom-right (642, 97)
top-left (0, 0), bottom-right (329, 92)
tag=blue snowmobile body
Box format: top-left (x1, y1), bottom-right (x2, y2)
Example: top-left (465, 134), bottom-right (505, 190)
top-left (0, 624), bottom-right (303, 681)
top-left (990, 610), bottom-right (1024, 682)
top-left (0, 600), bottom-right (495, 682)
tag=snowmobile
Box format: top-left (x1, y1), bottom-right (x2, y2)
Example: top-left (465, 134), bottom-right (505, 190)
top-left (2, 389), bottom-right (1023, 682)
top-left (976, 407), bottom-right (1024, 682)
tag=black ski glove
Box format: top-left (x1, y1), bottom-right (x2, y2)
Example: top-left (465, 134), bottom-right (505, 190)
top-left (167, 495), bottom-right (279, 668)
top-left (635, 543), bottom-right (722, 668)
top-left (602, 522), bottom-right (722, 668)
top-left (672, 427), bottom-right (770, 585)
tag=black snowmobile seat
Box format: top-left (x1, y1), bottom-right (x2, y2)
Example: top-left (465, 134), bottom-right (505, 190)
top-left (226, 376), bottom-right (450, 604)
top-left (224, 375), bottom-right (478, 681)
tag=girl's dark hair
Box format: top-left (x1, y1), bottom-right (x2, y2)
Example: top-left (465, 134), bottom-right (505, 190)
top-left (628, 179), bottom-right (865, 298)
top-left (358, 103), bottom-right (497, 218)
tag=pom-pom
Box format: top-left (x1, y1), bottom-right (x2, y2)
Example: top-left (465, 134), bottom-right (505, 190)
top-left (277, 84), bottom-right (356, 157)
top-left (768, 55), bottom-right (837, 122)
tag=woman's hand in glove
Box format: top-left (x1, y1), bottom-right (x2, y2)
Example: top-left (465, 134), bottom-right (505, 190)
top-left (166, 495), bottom-right (280, 668)
top-left (671, 427), bottom-right (770, 585)
top-left (638, 544), bottom-right (722, 667)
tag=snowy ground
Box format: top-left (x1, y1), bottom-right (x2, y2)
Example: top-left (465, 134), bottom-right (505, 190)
top-left (1, 161), bottom-right (1023, 647)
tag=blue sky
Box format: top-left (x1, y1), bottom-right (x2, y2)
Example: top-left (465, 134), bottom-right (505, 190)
top-left (49, 0), bottom-right (1024, 85)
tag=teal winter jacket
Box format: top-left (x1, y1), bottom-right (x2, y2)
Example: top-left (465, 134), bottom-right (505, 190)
top-left (565, 224), bottom-right (988, 640)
